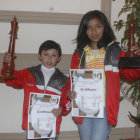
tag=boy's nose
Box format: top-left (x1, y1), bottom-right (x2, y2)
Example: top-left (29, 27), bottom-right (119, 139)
top-left (47, 55), bottom-right (52, 60)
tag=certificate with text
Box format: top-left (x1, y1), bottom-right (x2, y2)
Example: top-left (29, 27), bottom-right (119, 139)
top-left (70, 69), bottom-right (104, 118)
top-left (27, 93), bottom-right (60, 139)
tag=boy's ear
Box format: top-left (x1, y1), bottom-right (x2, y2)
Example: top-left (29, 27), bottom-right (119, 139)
top-left (57, 56), bottom-right (61, 63)
top-left (38, 54), bottom-right (41, 61)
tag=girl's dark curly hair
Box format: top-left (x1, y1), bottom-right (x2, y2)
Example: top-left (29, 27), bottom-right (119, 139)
top-left (75, 10), bottom-right (116, 50)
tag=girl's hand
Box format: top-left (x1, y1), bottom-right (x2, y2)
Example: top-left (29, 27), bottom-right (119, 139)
top-left (51, 107), bottom-right (62, 117)
top-left (66, 90), bottom-right (77, 100)
top-left (131, 45), bottom-right (140, 56)
top-left (3, 52), bottom-right (11, 63)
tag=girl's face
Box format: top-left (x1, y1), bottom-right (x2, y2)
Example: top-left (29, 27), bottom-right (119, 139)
top-left (86, 18), bottom-right (104, 46)
top-left (38, 49), bottom-right (61, 69)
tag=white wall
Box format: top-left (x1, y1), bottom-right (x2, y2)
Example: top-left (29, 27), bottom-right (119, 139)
top-left (0, 84), bottom-right (24, 133)
top-left (111, 0), bottom-right (127, 44)
top-left (0, 0), bottom-right (136, 134)
top-left (0, 23), bottom-right (78, 54)
top-left (0, 0), bottom-right (101, 14)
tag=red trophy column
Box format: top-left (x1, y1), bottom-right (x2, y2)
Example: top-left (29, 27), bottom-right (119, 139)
top-left (0, 17), bottom-right (18, 81)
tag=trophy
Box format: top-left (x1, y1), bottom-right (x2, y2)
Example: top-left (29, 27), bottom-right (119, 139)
top-left (0, 17), bottom-right (18, 81)
top-left (119, 18), bottom-right (140, 68)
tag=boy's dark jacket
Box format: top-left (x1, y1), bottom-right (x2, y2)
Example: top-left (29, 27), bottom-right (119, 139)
top-left (1, 64), bottom-right (71, 133)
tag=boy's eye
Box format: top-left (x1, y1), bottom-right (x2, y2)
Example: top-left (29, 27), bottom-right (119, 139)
top-left (52, 54), bottom-right (58, 57)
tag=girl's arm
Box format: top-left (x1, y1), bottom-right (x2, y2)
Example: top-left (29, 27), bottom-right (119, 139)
top-left (131, 45), bottom-right (140, 56)
top-left (119, 50), bottom-right (140, 81)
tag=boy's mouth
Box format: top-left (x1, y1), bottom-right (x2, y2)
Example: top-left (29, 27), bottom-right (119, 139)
top-left (46, 62), bottom-right (52, 65)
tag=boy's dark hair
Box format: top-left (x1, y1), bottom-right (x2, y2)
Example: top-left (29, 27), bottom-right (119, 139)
top-left (39, 40), bottom-right (62, 56)
top-left (75, 10), bottom-right (116, 50)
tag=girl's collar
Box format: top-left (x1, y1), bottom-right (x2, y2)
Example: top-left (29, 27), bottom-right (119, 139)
top-left (107, 40), bottom-right (116, 47)
top-left (84, 40), bottom-right (116, 51)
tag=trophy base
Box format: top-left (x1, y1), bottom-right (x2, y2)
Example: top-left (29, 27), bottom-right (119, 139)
top-left (119, 57), bottom-right (140, 69)
top-left (0, 75), bottom-right (17, 83)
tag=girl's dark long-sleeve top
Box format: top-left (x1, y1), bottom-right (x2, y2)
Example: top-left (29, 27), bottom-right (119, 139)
top-left (63, 42), bottom-right (122, 126)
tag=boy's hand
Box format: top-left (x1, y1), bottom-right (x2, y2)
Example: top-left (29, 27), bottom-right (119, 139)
top-left (131, 45), bottom-right (140, 56)
top-left (3, 52), bottom-right (11, 63)
top-left (51, 107), bottom-right (62, 117)
top-left (66, 90), bottom-right (77, 100)
top-left (3, 52), bottom-right (17, 63)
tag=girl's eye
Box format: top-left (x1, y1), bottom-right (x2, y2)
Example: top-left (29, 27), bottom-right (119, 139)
top-left (96, 25), bottom-right (101, 28)
top-left (87, 26), bottom-right (92, 30)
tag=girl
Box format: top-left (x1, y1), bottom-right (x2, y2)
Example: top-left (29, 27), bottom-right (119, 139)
top-left (65, 10), bottom-right (140, 140)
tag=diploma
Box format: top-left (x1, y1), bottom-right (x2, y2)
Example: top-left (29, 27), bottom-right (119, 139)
top-left (28, 93), bottom-right (60, 139)
top-left (70, 69), bottom-right (104, 118)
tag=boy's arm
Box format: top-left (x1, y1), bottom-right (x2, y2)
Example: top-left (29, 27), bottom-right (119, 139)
top-left (59, 53), bottom-right (81, 115)
top-left (59, 77), bottom-right (71, 116)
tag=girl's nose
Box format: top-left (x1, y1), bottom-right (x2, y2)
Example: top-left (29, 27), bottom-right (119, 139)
top-left (92, 28), bottom-right (96, 34)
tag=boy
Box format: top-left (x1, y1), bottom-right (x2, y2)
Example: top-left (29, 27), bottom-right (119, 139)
top-left (1, 40), bottom-right (71, 140)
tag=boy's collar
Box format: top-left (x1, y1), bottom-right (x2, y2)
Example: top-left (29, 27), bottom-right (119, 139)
top-left (41, 64), bottom-right (55, 71)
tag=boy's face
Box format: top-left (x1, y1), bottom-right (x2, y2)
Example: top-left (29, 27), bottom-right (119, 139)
top-left (38, 49), bottom-right (61, 69)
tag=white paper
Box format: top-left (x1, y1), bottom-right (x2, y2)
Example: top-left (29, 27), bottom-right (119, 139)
top-left (28, 93), bottom-right (60, 139)
top-left (70, 69), bottom-right (104, 118)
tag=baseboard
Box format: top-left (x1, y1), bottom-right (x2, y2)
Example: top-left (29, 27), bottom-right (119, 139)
top-left (0, 133), bottom-right (25, 140)
top-left (0, 127), bottom-right (139, 140)
top-left (109, 127), bottom-right (140, 140)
